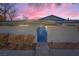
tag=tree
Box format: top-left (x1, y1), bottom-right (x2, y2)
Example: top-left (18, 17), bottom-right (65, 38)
top-left (0, 3), bottom-right (16, 21)
top-left (0, 15), bottom-right (6, 21)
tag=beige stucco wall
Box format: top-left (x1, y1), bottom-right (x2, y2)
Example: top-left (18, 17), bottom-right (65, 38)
top-left (0, 26), bottom-right (37, 42)
top-left (0, 25), bottom-right (79, 43)
top-left (47, 25), bottom-right (79, 42)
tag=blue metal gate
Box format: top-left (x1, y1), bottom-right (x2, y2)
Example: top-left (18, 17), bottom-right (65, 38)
top-left (37, 26), bottom-right (47, 42)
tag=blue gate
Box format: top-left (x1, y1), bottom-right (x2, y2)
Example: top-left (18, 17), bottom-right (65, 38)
top-left (37, 26), bottom-right (47, 43)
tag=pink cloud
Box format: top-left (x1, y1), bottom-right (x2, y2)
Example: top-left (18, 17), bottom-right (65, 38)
top-left (16, 3), bottom-right (79, 20)
top-left (17, 4), bottom-right (59, 20)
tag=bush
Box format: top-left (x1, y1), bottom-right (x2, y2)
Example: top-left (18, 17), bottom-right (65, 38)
top-left (8, 35), bottom-right (35, 50)
top-left (0, 34), bottom-right (9, 49)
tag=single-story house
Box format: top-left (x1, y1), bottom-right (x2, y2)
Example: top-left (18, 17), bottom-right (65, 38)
top-left (0, 15), bottom-right (79, 43)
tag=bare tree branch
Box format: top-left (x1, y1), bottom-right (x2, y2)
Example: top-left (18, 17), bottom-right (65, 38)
top-left (0, 3), bottom-right (16, 21)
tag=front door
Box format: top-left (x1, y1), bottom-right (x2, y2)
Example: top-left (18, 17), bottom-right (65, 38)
top-left (37, 26), bottom-right (47, 43)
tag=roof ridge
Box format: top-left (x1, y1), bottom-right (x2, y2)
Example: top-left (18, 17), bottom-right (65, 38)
top-left (39, 15), bottom-right (66, 21)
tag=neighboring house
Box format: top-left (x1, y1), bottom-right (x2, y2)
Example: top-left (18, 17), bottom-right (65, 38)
top-left (0, 15), bottom-right (79, 43)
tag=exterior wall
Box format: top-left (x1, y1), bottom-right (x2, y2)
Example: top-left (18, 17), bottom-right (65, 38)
top-left (0, 25), bottom-right (79, 43)
top-left (0, 26), bottom-right (37, 42)
top-left (47, 25), bottom-right (79, 42)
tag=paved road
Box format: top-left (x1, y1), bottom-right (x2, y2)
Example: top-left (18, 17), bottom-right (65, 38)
top-left (0, 50), bottom-right (35, 56)
top-left (50, 49), bottom-right (79, 56)
top-left (0, 49), bottom-right (79, 56)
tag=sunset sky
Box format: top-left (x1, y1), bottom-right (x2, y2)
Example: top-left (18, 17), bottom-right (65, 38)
top-left (15, 3), bottom-right (79, 20)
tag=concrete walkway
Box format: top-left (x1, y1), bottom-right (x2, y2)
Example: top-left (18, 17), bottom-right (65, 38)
top-left (36, 43), bottom-right (49, 56)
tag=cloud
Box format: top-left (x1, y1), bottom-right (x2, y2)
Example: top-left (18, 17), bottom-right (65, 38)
top-left (55, 3), bottom-right (62, 7)
top-left (16, 3), bottom-right (79, 20)
top-left (17, 3), bottom-right (59, 19)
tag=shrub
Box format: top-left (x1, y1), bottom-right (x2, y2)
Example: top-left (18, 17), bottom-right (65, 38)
top-left (0, 34), bottom-right (8, 49)
top-left (8, 35), bottom-right (35, 50)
